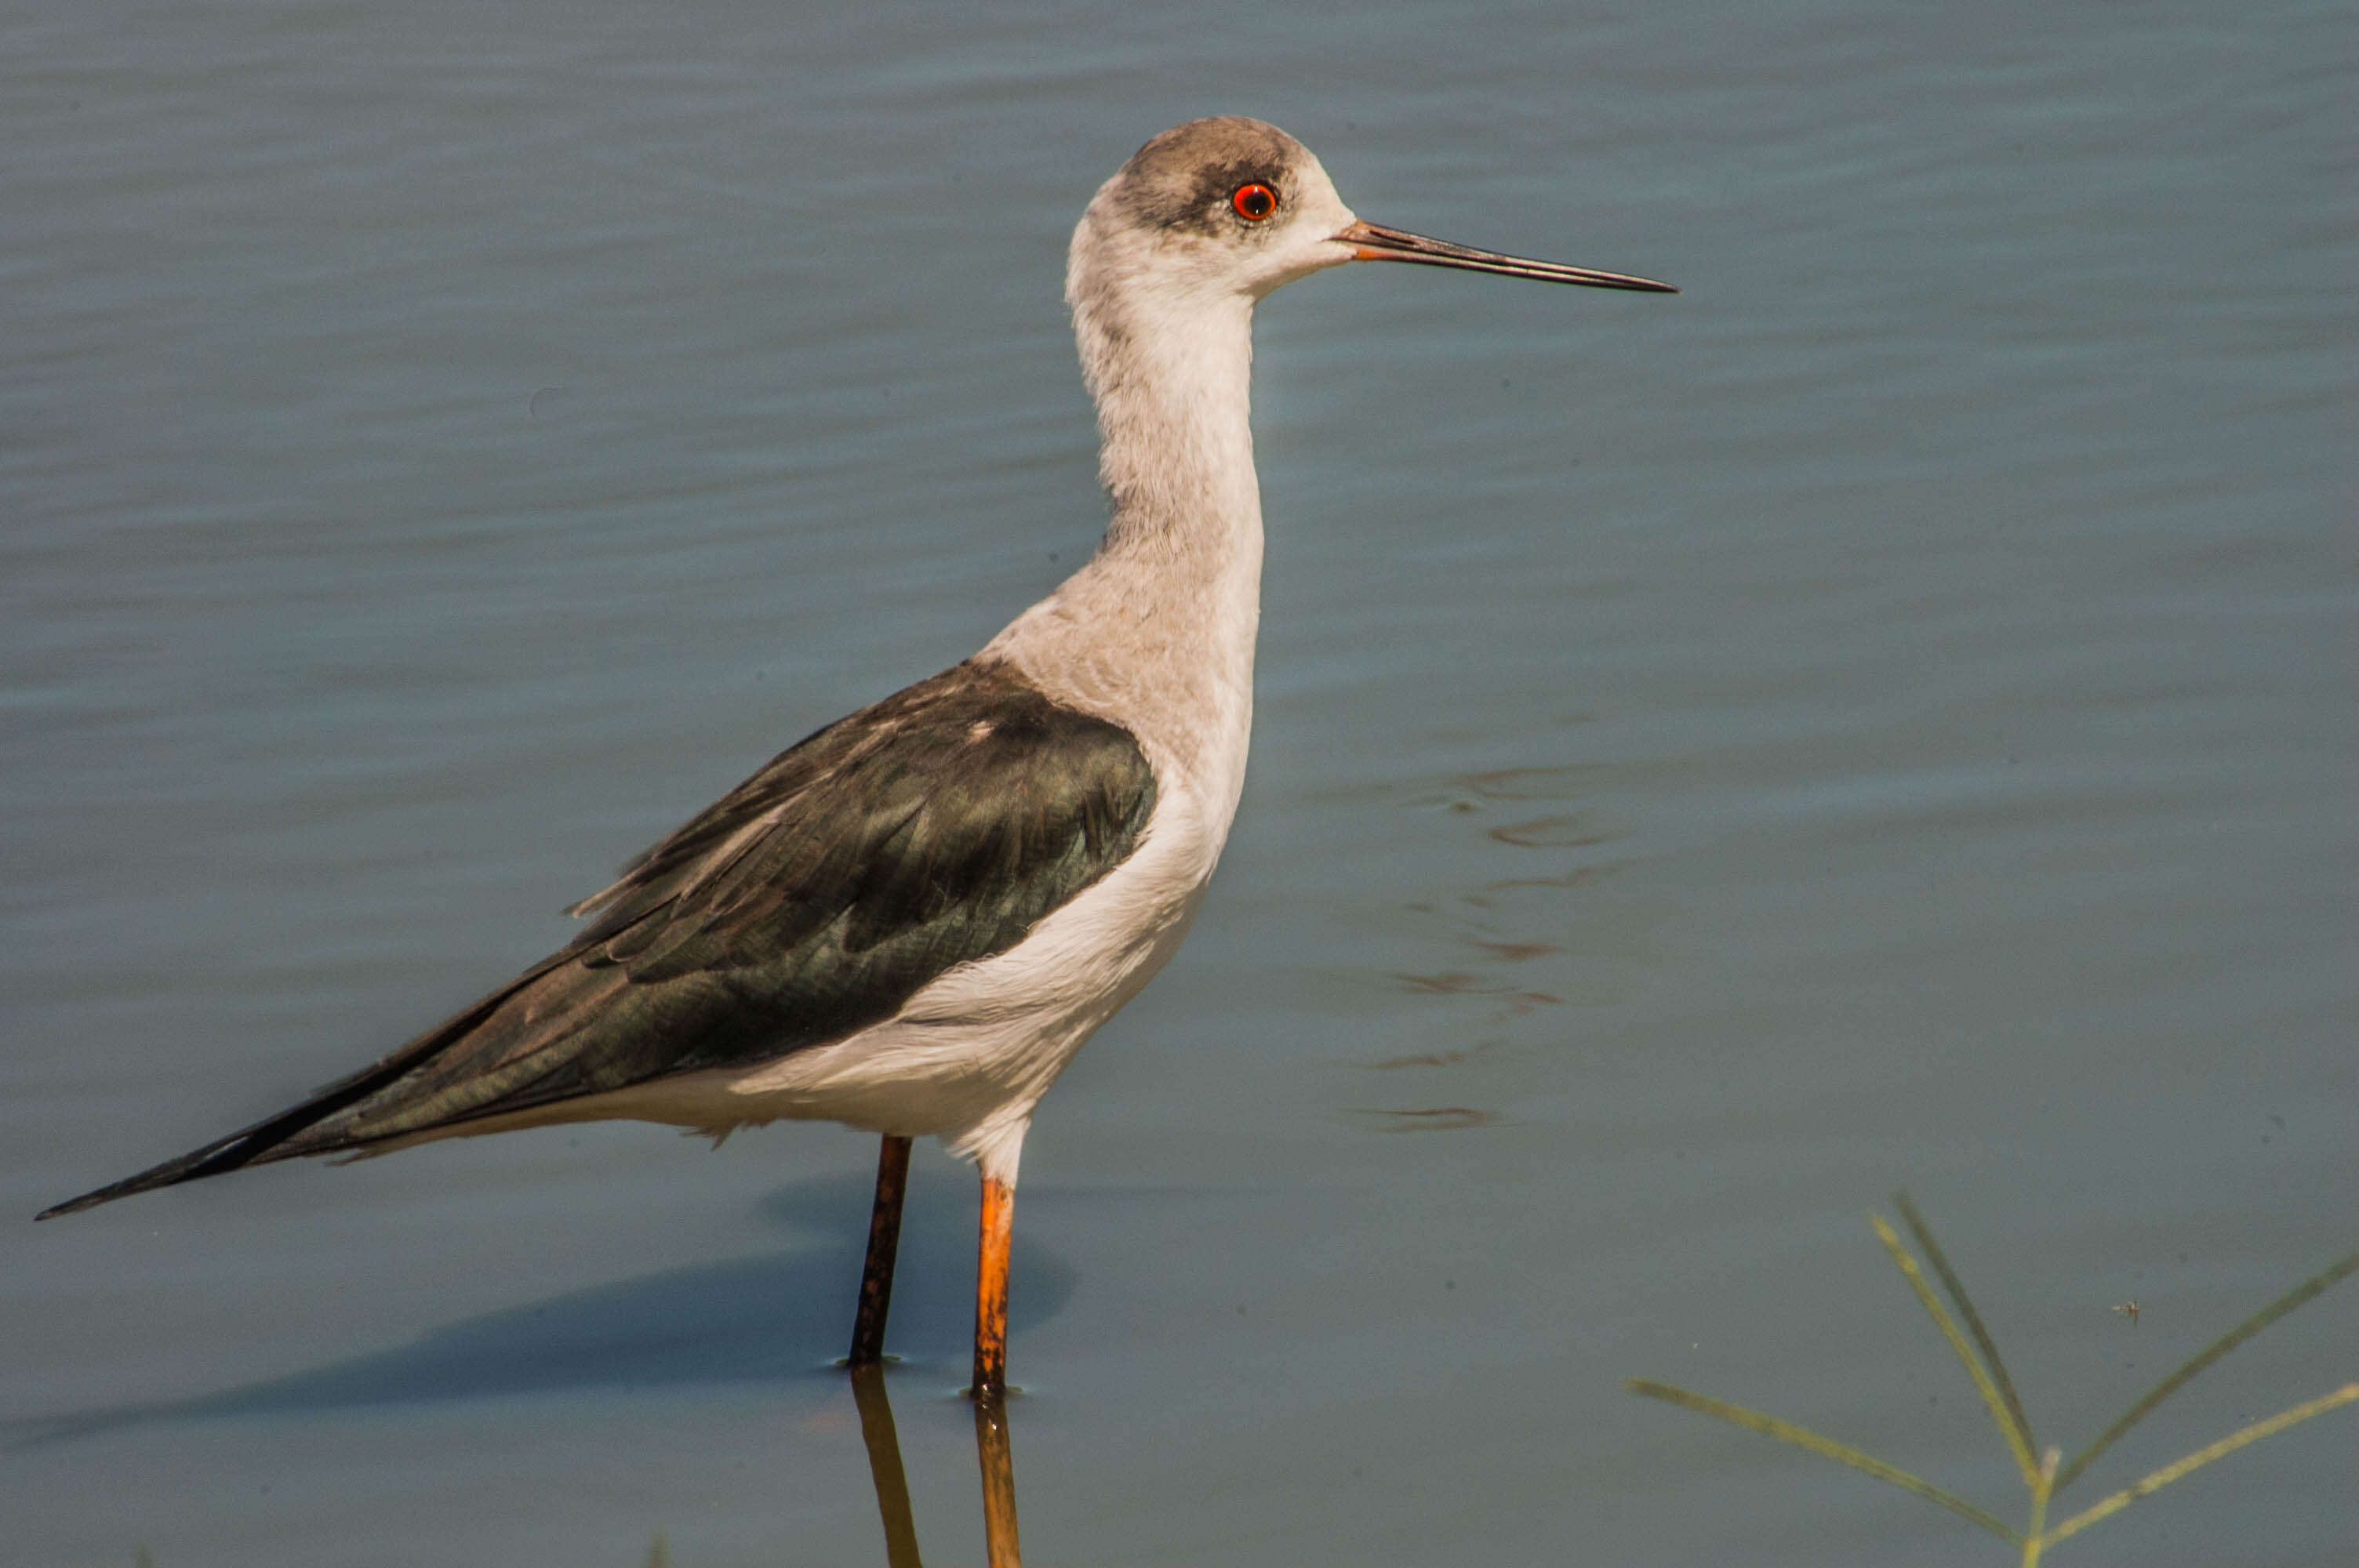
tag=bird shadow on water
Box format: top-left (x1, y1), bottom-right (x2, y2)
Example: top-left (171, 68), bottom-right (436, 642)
top-left (11, 1168), bottom-right (1074, 1447)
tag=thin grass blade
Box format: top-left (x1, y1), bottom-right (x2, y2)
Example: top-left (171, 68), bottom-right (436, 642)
top-left (1873, 1213), bottom-right (2041, 1484)
top-left (1894, 1192), bottom-right (2037, 1461)
top-left (2042, 1383), bottom-right (2359, 1546)
top-left (2021, 1448), bottom-right (2059, 1568)
top-left (2053, 1249), bottom-right (2359, 1490)
top-left (1623, 1378), bottom-right (2022, 1544)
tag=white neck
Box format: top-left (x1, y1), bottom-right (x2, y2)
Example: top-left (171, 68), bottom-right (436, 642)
top-left (983, 251), bottom-right (1265, 812)
top-left (1083, 282), bottom-right (1262, 556)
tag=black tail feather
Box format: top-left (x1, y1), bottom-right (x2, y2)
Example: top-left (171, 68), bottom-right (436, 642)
top-left (35, 969), bottom-right (552, 1221)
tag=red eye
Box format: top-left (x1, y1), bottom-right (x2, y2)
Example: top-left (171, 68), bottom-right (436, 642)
top-left (1230, 182), bottom-right (1279, 221)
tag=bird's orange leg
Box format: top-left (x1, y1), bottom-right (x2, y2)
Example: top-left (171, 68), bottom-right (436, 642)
top-left (849, 1134), bottom-right (913, 1367)
top-left (972, 1174), bottom-right (1015, 1399)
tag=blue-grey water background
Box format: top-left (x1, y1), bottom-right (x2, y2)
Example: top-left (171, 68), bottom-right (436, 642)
top-left (5, 2), bottom-right (2352, 1563)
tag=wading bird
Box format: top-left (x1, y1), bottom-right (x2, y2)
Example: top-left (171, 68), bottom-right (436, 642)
top-left (40, 118), bottom-right (1674, 1398)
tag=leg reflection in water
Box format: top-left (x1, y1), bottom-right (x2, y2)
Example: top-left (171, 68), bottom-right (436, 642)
top-left (847, 1366), bottom-right (1023, 1568)
top-left (974, 1392), bottom-right (1022, 1568)
top-left (849, 1364), bottom-right (925, 1566)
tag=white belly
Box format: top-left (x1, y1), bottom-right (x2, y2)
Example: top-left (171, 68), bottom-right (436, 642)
top-left (710, 787), bottom-right (1218, 1180)
top-left (447, 770), bottom-right (1226, 1185)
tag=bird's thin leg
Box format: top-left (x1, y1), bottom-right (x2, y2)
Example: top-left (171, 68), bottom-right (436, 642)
top-left (972, 1174), bottom-right (1014, 1399)
top-left (975, 1381), bottom-right (1023, 1566)
top-left (849, 1134), bottom-right (913, 1367)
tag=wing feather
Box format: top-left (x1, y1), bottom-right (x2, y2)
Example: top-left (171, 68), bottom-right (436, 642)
top-left (38, 659), bottom-right (1158, 1217)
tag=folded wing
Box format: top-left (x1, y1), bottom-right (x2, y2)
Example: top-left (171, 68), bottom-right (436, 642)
top-left (38, 659), bottom-right (1156, 1218)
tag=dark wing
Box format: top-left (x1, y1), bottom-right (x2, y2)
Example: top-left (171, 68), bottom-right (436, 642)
top-left (38, 660), bottom-right (1157, 1219)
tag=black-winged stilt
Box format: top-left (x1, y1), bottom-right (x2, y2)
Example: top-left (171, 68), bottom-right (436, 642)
top-left (39, 118), bottom-right (1674, 1399)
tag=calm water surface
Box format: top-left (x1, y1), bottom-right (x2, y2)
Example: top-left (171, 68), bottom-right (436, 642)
top-left (6, 2), bottom-right (2352, 1564)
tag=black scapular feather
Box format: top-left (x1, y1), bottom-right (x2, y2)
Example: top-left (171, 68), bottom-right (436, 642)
top-left (38, 659), bottom-right (1156, 1219)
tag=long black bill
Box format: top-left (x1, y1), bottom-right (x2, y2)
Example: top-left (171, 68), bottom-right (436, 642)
top-left (1337, 220), bottom-right (1677, 293)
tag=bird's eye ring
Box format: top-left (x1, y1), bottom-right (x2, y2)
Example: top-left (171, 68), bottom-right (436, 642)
top-left (1230, 183), bottom-right (1279, 222)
